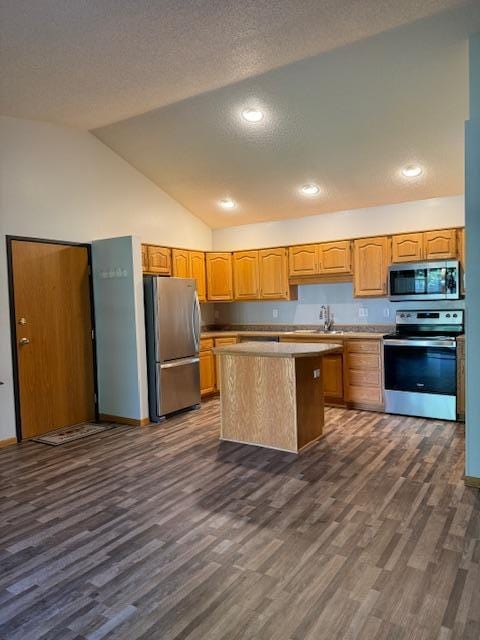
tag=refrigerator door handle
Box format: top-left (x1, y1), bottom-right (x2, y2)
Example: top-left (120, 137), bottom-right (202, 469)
top-left (192, 292), bottom-right (201, 352)
top-left (160, 357), bottom-right (200, 369)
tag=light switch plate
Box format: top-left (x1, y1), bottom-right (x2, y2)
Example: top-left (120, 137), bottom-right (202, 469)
top-left (273, 309), bottom-right (279, 318)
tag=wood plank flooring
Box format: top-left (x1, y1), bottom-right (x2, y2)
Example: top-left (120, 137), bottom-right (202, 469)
top-left (0, 399), bottom-right (479, 640)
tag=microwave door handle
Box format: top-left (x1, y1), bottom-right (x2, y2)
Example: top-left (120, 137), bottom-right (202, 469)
top-left (441, 267), bottom-right (447, 292)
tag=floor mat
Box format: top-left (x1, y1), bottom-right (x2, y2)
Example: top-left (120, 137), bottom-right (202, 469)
top-left (31, 422), bottom-right (115, 445)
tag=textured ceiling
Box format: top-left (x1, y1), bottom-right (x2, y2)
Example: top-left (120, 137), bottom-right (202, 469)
top-left (94, 5), bottom-right (480, 228)
top-left (0, 0), bottom-right (472, 129)
top-left (1, 1), bottom-right (479, 228)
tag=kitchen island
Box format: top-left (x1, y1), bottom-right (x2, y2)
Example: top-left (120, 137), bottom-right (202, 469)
top-left (213, 341), bottom-right (341, 453)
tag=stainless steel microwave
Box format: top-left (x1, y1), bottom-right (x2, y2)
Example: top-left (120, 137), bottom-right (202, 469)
top-left (388, 260), bottom-right (461, 301)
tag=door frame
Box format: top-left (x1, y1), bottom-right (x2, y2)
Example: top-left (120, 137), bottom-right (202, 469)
top-left (6, 235), bottom-right (99, 441)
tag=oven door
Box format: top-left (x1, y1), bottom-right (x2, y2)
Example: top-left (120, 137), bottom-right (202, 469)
top-left (384, 340), bottom-right (456, 395)
top-left (384, 339), bottom-right (457, 420)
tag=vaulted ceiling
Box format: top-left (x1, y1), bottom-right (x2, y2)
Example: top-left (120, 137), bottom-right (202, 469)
top-left (1, 1), bottom-right (479, 227)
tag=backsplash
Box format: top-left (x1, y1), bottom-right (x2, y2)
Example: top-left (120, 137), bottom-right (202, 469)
top-left (208, 282), bottom-right (465, 326)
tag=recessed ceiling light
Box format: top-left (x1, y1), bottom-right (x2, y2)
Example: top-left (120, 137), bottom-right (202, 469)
top-left (241, 108), bottom-right (264, 123)
top-left (401, 165), bottom-right (423, 178)
top-left (219, 198), bottom-right (236, 209)
top-left (300, 183), bottom-right (321, 196)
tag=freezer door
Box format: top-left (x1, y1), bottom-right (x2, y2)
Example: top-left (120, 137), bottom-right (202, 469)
top-left (154, 277), bottom-right (200, 362)
top-left (156, 358), bottom-right (200, 417)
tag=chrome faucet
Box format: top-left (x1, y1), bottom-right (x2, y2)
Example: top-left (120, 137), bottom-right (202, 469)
top-left (319, 305), bottom-right (333, 332)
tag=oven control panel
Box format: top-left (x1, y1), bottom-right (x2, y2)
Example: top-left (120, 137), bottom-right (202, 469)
top-left (396, 310), bottom-right (464, 325)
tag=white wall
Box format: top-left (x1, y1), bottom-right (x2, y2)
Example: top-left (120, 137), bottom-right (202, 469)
top-left (212, 196), bottom-right (464, 250)
top-left (0, 116), bottom-right (212, 440)
top-left (465, 33), bottom-right (480, 481)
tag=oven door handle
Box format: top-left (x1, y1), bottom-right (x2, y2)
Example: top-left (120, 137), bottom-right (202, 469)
top-left (383, 339), bottom-right (456, 348)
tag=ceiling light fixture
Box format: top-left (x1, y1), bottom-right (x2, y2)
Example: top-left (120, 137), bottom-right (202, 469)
top-left (401, 165), bottom-right (423, 178)
top-left (241, 108), bottom-right (264, 123)
top-left (300, 183), bottom-right (321, 196)
top-left (219, 198), bottom-right (236, 209)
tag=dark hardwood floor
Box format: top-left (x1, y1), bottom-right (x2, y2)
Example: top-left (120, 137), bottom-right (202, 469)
top-left (0, 399), bottom-right (479, 640)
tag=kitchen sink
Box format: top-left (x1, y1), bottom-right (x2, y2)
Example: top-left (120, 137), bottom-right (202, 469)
top-left (292, 329), bottom-right (345, 335)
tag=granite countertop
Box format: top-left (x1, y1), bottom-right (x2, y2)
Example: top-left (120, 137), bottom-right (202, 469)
top-left (212, 341), bottom-right (342, 358)
top-left (202, 329), bottom-right (388, 340)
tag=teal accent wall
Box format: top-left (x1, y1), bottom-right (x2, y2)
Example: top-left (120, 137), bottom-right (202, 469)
top-left (465, 33), bottom-right (480, 479)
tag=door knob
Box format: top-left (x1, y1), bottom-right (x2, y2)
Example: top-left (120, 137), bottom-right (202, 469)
top-left (19, 338), bottom-right (30, 345)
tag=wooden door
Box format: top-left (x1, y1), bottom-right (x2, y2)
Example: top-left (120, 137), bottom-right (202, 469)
top-left (233, 251), bottom-right (260, 299)
top-left (259, 248), bottom-right (290, 299)
top-left (322, 354), bottom-right (344, 400)
top-left (172, 248), bottom-right (190, 278)
top-left (318, 241), bottom-right (351, 274)
top-left (424, 229), bottom-right (457, 260)
top-left (147, 245), bottom-right (171, 274)
top-left (206, 253), bottom-right (233, 300)
top-left (11, 240), bottom-right (96, 439)
top-left (288, 245), bottom-right (319, 276)
top-left (391, 233), bottom-right (424, 263)
top-left (353, 237), bottom-right (390, 297)
top-left (189, 251), bottom-right (206, 302)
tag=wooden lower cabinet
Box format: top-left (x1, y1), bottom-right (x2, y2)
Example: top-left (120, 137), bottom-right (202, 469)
top-left (200, 338), bottom-right (216, 396)
top-left (457, 337), bottom-right (465, 421)
top-left (322, 354), bottom-right (344, 402)
top-left (200, 336), bottom-right (238, 396)
top-left (344, 340), bottom-right (384, 410)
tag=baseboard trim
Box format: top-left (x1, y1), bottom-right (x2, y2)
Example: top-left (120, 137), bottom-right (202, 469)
top-left (0, 437), bottom-right (18, 449)
top-left (464, 476), bottom-right (480, 489)
top-left (99, 414), bottom-right (151, 427)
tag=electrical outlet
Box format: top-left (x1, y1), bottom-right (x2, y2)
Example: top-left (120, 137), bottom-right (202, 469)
top-left (273, 309), bottom-right (279, 318)
top-left (358, 307), bottom-right (368, 318)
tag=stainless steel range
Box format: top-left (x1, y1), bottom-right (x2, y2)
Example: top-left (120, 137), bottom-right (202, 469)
top-left (383, 310), bottom-right (464, 421)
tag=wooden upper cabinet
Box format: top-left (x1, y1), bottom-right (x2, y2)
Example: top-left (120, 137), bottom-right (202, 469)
top-left (172, 249), bottom-right (190, 278)
top-left (146, 245), bottom-right (171, 275)
top-left (288, 244), bottom-right (318, 276)
top-left (190, 251), bottom-right (207, 302)
top-left (353, 237), bottom-right (391, 297)
top-left (259, 248), bottom-right (290, 299)
top-left (206, 252), bottom-right (233, 301)
top-left (141, 244), bottom-right (148, 271)
top-left (233, 251), bottom-right (260, 299)
top-left (391, 233), bottom-right (424, 263)
top-left (424, 229), bottom-right (457, 260)
top-left (318, 241), bottom-right (352, 274)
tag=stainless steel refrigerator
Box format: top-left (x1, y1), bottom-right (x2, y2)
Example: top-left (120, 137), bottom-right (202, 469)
top-left (143, 276), bottom-right (201, 421)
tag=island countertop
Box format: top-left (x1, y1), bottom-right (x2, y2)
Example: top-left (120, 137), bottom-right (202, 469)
top-left (213, 341), bottom-right (342, 358)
